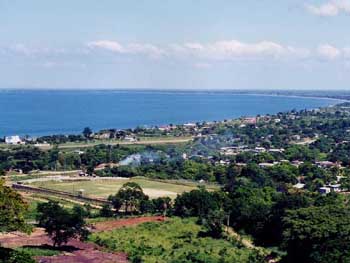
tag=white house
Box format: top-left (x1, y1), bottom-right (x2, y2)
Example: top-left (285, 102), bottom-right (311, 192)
top-left (258, 162), bottom-right (279, 168)
top-left (183, 123), bottom-right (196, 128)
top-left (5, 135), bottom-right (24, 145)
top-left (319, 187), bottom-right (331, 194)
top-left (124, 136), bottom-right (137, 142)
top-left (328, 184), bottom-right (342, 193)
top-left (293, 183), bottom-right (306, 189)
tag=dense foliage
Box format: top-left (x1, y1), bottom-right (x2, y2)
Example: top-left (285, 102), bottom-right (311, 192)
top-left (0, 179), bottom-right (30, 233)
top-left (282, 204), bottom-right (350, 263)
top-left (0, 248), bottom-right (35, 263)
top-left (0, 179), bottom-right (32, 262)
top-left (36, 201), bottom-right (89, 247)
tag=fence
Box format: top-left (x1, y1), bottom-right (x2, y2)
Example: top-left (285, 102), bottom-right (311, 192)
top-left (12, 183), bottom-right (110, 206)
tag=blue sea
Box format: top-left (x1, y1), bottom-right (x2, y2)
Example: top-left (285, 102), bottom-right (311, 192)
top-left (0, 90), bottom-right (339, 136)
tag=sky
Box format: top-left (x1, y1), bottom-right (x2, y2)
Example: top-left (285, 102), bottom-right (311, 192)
top-left (1, 0), bottom-right (350, 90)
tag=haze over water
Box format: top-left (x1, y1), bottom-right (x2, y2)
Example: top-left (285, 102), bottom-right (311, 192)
top-left (0, 90), bottom-right (337, 136)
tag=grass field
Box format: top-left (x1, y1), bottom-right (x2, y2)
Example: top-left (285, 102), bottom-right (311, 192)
top-left (57, 136), bottom-right (192, 150)
top-left (30, 177), bottom-right (218, 199)
top-left (0, 136), bottom-right (192, 151)
top-left (90, 217), bottom-right (265, 263)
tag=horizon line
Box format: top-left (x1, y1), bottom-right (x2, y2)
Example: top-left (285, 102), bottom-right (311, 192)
top-left (0, 87), bottom-right (350, 92)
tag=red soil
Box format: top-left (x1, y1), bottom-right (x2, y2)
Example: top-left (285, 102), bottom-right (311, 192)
top-left (0, 216), bottom-right (165, 263)
top-left (35, 240), bottom-right (128, 263)
top-left (93, 216), bottom-right (166, 232)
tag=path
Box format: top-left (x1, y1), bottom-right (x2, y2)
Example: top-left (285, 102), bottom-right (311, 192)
top-left (225, 226), bottom-right (255, 249)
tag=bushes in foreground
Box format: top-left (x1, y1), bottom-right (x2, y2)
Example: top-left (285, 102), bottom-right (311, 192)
top-left (90, 217), bottom-right (266, 263)
top-left (0, 247), bottom-right (35, 263)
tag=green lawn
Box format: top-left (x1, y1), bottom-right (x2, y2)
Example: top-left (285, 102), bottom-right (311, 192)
top-left (31, 177), bottom-right (218, 199)
top-left (90, 217), bottom-right (265, 263)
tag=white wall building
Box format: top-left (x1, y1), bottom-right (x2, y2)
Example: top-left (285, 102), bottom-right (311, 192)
top-left (5, 135), bottom-right (24, 145)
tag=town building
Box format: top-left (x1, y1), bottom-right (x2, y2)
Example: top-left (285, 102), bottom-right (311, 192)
top-left (5, 135), bottom-right (24, 145)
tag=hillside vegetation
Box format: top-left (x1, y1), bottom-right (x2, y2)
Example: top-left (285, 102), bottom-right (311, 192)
top-left (90, 217), bottom-right (265, 263)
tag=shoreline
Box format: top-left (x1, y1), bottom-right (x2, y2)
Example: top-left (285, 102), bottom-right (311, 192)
top-left (1, 88), bottom-right (347, 103)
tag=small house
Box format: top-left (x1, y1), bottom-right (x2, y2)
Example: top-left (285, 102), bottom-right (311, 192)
top-left (5, 135), bottom-right (24, 145)
top-left (319, 187), bottom-right (331, 194)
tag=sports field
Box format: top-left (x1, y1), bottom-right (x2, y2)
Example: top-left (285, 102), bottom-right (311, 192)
top-left (30, 177), bottom-right (218, 199)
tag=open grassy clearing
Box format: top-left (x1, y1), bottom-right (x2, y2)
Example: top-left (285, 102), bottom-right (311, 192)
top-left (90, 217), bottom-right (266, 263)
top-left (23, 195), bottom-right (70, 221)
top-left (30, 177), bottom-right (218, 199)
top-left (29, 177), bottom-right (207, 199)
top-left (0, 136), bottom-right (192, 152)
top-left (55, 136), bottom-right (192, 150)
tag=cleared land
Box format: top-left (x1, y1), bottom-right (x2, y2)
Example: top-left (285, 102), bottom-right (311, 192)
top-left (29, 177), bottom-right (218, 199)
top-left (0, 217), bottom-right (164, 263)
top-left (0, 136), bottom-right (192, 151)
top-left (57, 137), bottom-right (192, 149)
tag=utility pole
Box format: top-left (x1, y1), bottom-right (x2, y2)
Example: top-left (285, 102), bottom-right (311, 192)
top-left (226, 214), bottom-right (230, 234)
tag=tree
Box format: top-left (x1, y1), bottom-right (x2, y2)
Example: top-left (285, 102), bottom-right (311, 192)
top-left (108, 195), bottom-right (122, 214)
top-left (115, 182), bottom-right (148, 214)
top-left (282, 205), bottom-right (350, 263)
top-left (0, 179), bottom-right (30, 234)
top-left (203, 209), bottom-right (226, 238)
top-left (0, 167), bottom-right (5, 176)
top-left (340, 176), bottom-right (350, 192)
top-left (152, 197), bottom-right (171, 215)
top-left (86, 164), bottom-right (95, 176)
top-left (0, 180), bottom-right (34, 262)
top-left (228, 185), bottom-right (277, 240)
top-left (36, 201), bottom-right (89, 247)
top-left (99, 204), bottom-right (114, 217)
top-left (260, 190), bottom-right (314, 246)
top-left (174, 187), bottom-right (225, 217)
top-left (82, 127), bottom-right (93, 139)
top-left (140, 198), bottom-right (155, 214)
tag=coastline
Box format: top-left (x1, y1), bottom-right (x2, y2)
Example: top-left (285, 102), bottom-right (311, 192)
top-left (1, 88), bottom-right (347, 102)
top-left (0, 91), bottom-right (345, 137)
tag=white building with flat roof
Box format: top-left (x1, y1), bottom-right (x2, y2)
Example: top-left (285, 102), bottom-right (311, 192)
top-left (5, 135), bottom-right (24, 145)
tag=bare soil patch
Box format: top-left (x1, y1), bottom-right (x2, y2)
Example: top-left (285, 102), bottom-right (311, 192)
top-left (93, 216), bottom-right (166, 232)
top-left (35, 240), bottom-right (128, 263)
top-left (0, 216), bottom-right (164, 263)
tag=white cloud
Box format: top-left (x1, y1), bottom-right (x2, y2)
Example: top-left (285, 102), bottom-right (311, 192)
top-left (4, 40), bottom-right (350, 67)
top-left (127, 43), bottom-right (165, 59)
top-left (87, 40), bottom-right (165, 58)
top-left (317, 44), bottom-right (341, 59)
top-left (306, 0), bottom-right (350, 16)
top-left (172, 40), bottom-right (310, 61)
top-left (87, 39), bottom-right (309, 61)
top-left (87, 40), bottom-right (125, 53)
